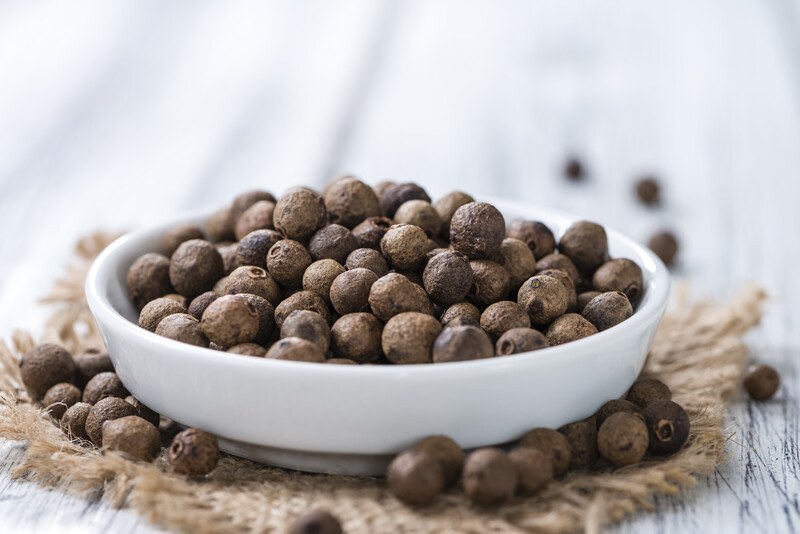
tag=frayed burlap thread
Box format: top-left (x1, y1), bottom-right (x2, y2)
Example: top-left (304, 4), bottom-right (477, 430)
top-left (0, 232), bottom-right (765, 533)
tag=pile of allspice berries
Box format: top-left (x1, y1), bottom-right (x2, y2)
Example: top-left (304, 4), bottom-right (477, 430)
top-left (18, 343), bottom-right (220, 474)
top-left (127, 178), bottom-right (646, 363)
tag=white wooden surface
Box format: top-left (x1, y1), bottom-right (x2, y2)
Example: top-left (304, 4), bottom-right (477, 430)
top-left (1, 1), bottom-right (800, 532)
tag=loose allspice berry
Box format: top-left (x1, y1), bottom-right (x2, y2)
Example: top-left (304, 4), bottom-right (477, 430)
top-left (379, 182), bottom-right (431, 218)
top-left (581, 291), bottom-right (633, 332)
top-left (744, 364), bottom-right (780, 401)
top-left (449, 202), bottom-right (506, 260)
top-left (394, 200), bottom-right (442, 238)
top-left (169, 239), bottom-right (224, 298)
top-left (127, 252), bottom-right (173, 310)
top-left (463, 448), bottom-right (518, 505)
top-left (648, 230), bottom-right (679, 266)
top-left (369, 273), bottom-right (433, 322)
top-left (382, 312), bottom-right (442, 364)
top-left (231, 190), bottom-right (276, 221)
top-left (43, 383), bottom-right (82, 419)
top-left (266, 337), bottom-right (326, 362)
top-left (20, 343), bottom-right (75, 399)
top-left (480, 301), bottom-right (530, 340)
top-left (200, 295), bottom-right (260, 347)
top-left (162, 225), bottom-right (205, 257)
top-left (387, 448), bottom-right (444, 505)
top-left (642, 400), bottom-right (690, 455)
top-left (83, 371), bottom-right (128, 404)
top-left (163, 293), bottom-right (190, 308)
top-left (85, 396), bottom-right (137, 445)
top-left (309, 224), bottom-right (358, 264)
top-left (626, 378), bottom-right (672, 409)
top-left (351, 216), bottom-right (393, 250)
top-left (635, 177), bottom-right (661, 206)
top-left (576, 291), bottom-right (601, 313)
top-left (508, 447), bottom-right (554, 495)
top-left (125, 395), bottom-right (161, 428)
top-left (156, 313), bottom-right (209, 347)
top-left (595, 399), bottom-right (642, 429)
top-left (288, 510), bottom-right (343, 534)
top-left (433, 190), bottom-right (474, 240)
top-left (62, 402), bottom-right (92, 441)
top-left (324, 177), bottom-right (381, 228)
top-left (597, 412), bottom-right (649, 467)
top-left (498, 237), bottom-right (537, 291)
top-left (207, 206), bottom-right (236, 243)
top-left (537, 268), bottom-right (578, 311)
top-left (381, 223), bottom-right (428, 270)
top-left (281, 310), bottom-right (331, 353)
top-left (507, 220), bottom-right (556, 260)
top-left (468, 260), bottom-right (511, 306)
top-left (217, 242), bottom-right (239, 275)
top-left (274, 290), bottom-right (331, 328)
top-left (593, 258), bottom-right (644, 303)
top-left (558, 221), bottom-right (609, 273)
top-left (412, 435), bottom-right (464, 488)
top-left (267, 240), bottom-right (313, 288)
top-left (519, 427), bottom-right (572, 476)
top-left (234, 200), bottom-right (275, 240)
top-left (345, 247), bottom-right (389, 277)
top-left (329, 268), bottom-right (378, 315)
top-left (73, 348), bottom-right (114, 388)
top-left (236, 229), bottom-right (282, 269)
top-left (169, 427), bottom-right (220, 475)
top-left (102, 415), bottom-right (161, 462)
top-left (440, 302), bottom-right (481, 327)
top-left (330, 313), bottom-right (383, 362)
top-left (495, 328), bottom-right (548, 356)
top-left (274, 187), bottom-right (328, 241)
top-left (564, 157), bottom-right (584, 181)
top-left (546, 313), bottom-right (598, 346)
top-left (517, 274), bottom-right (570, 326)
top-left (302, 259), bottom-right (346, 303)
top-left (188, 291), bottom-right (220, 320)
top-left (432, 325), bottom-right (494, 363)
top-left (534, 253), bottom-right (580, 286)
top-left (240, 293), bottom-right (276, 344)
top-left (559, 420), bottom-right (598, 470)
top-left (422, 250), bottom-right (473, 306)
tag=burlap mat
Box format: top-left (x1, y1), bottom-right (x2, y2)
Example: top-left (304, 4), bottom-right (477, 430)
top-left (0, 233), bottom-right (766, 533)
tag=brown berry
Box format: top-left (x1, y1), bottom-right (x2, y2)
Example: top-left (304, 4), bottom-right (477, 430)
top-left (329, 268), bottom-right (379, 315)
top-left (266, 337), bottom-right (326, 362)
top-left (379, 183), bottom-right (431, 218)
top-left (433, 191), bottom-right (474, 240)
top-left (20, 344), bottom-right (75, 399)
top-left (267, 240), bottom-right (312, 288)
top-left (558, 221), bottom-right (609, 273)
top-left (239, 293), bottom-right (276, 344)
top-left (440, 302), bottom-right (481, 326)
top-left (432, 325), bottom-right (494, 363)
top-left (595, 399), bottom-right (642, 429)
top-left (394, 200), bottom-right (442, 238)
top-left (168, 239), bottom-right (224, 298)
top-left (412, 435), bottom-right (464, 488)
top-left (369, 273), bottom-right (433, 321)
top-left (744, 364), bottom-right (780, 401)
top-left (506, 220), bottom-right (556, 260)
top-left (576, 291), bottom-right (601, 313)
top-left (635, 177), bottom-right (661, 205)
top-left (274, 188), bottom-right (328, 241)
top-left (169, 428), bottom-right (219, 475)
top-left (324, 177), bottom-right (381, 228)
top-left (480, 301), bottom-right (530, 340)
top-left (386, 449), bottom-right (444, 505)
top-left (564, 157), bottom-right (584, 180)
top-left (231, 190), bottom-right (276, 220)
top-left (498, 237), bottom-right (537, 291)
top-left (156, 313), bottom-right (209, 347)
top-left (534, 253), bottom-right (580, 285)
top-left (593, 259), bottom-right (644, 304)
top-left (330, 313), bottom-right (383, 362)
top-left (206, 207), bottom-right (235, 243)
top-left (508, 447), bottom-right (553, 495)
top-left (102, 416), bottom-right (161, 462)
top-left (85, 397), bottom-right (137, 445)
top-left (83, 372), bottom-right (128, 404)
top-left (125, 396), bottom-right (160, 427)
top-left (351, 216), bottom-right (393, 250)
top-left (597, 412), bottom-right (649, 467)
top-left (449, 202), bottom-right (505, 260)
top-left (462, 448), bottom-right (517, 505)
top-left (288, 510), bottom-right (343, 534)
top-left (61, 402), bottom-right (92, 441)
top-left (558, 420), bottom-right (598, 470)
top-left (308, 224), bottom-right (358, 264)
top-left (468, 260), bottom-right (510, 306)
top-left (381, 223), bottom-right (428, 270)
top-left (236, 229), bottom-right (282, 269)
top-left (519, 428), bottom-right (572, 475)
top-left (127, 253), bottom-right (173, 310)
top-left (274, 291), bottom-right (331, 329)
top-left (302, 259), bottom-right (346, 303)
top-left (546, 313), bottom-right (597, 346)
top-left (200, 295), bottom-right (260, 347)
top-left (345, 248), bottom-right (389, 277)
top-left (234, 200), bottom-right (275, 240)
top-left (582, 291), bottom-right (633, 331)
top-left (422, 251), bottom-right (473, 306)
top-left (162, 225), bottom-right (205, 257)
top-left (227, 343), bottom-right (267, 357)
top-left (537, 268), bottom-right (578, 311)
top-left (281, 310), bottom-right (331, 352)
top-left (648, 230), bottom-right (679, 266)
top-left (72, 348), bottom-right (114, 388)
top-left (217, 242), bottom-right (239, 275)
top-left (382, 312), bottom-right (441, 364)
top-left (187, 291), bottom-right (219, 320)
top-left (626, 378), bottom-right (672, 409)
top-left (517, 274), bottom-right (570, 326)
top-left (43, 383), bottom-right (82, 419)
top-left (643, 400), bottom-right (690, 455)
top-left (495, 328), bottom-right (548, 356)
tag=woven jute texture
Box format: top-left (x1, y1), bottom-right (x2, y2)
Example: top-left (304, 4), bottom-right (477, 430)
top-left (0, 233), bottom-right (766, 533)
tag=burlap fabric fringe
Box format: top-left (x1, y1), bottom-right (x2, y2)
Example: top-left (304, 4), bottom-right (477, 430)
top-left (0, 233), bottom-right (766, 533)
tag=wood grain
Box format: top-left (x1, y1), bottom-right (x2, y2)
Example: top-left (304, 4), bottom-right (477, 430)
top-left (1, 0), bottom-right (799, 532)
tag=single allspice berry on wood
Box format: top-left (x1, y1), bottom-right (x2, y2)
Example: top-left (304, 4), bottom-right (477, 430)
top-left (20, 344), bottom-right (75, 399)
top-left (139, 297), bottom-right (187, 332)
top-left (169, 428), bottom-right (220, 475)
top-left (518, 428), bottom-right (572, 476)
top-left (508, 447), bottom-right (554, 495)
top-left (597, 412), bottom-right (649, 467)
top-left (85, 397), bottom-right (137, 445)
top-left (412, 435), bottom-right (464, 488)
top-left (43, 383), bottom-right (82, 419)
top-left (126, 252), bottom-right (173, 310)
top-left (595, 399), bottom-right (642, 429)
top-left (274, 187), bottom-right (328, 241)
top-left (581, 291), bottom-right (633, 332)
top-left (330, 312), bottom-right (383, 363)
top-left (558, 420), bottom-right (599, 470)
top-left (288, 510), bottom-right (343, 534)
top-left (83, 372), bottom-right (128, 405)
top-left (462, 448), bottom-right (518, 506)
top-left (169, 239), bottom-right (224, 298)
top-left (642, 400), bottom-right (690, 455)
top-left (61, 402), bottom-right (92, 441)
top-left (506, 220), bottom-right (556, 260)
top-left (432, 325), bottom-right (494, 363)
top-left (102, 415), bottom-right (161, 462)
top-left (449, 202), bottom-right (506, 260)
top-left (744, 364), bottom-right (780, 401)
top-left (495, 328), bottom-right (548, 356)
top-left (626, 378), bottom-right (672, 409)
top-left (558, 221), bottom-right (609, 273)
top-left (386, 448), bottom-right (444, 505)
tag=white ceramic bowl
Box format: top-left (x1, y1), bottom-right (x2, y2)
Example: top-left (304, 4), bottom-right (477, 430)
top-left (85, 198), bottom-right (669, 476)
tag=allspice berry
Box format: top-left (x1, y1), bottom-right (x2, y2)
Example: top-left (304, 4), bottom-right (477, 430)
top-left (422, 251), bottom-right (473, 306)
top-left (162, 225), bottom-right (205, 257)
top-left (206, 206), bottom-right (235, 243)
top-left (266, 337), bottom-right (326, 362)
top-left (73, 348), bottom-right (114, 388)
top-left (394, 200), bottom-right (442, 238)
top-left (595, 399), bottom-right (642, 429)
top-left (546, 313), bottom-right (597, 346)
top-left (236, 229), bottom-right (282, 269)
top-left (127, 253), bottom-right (173, 310)
top-left (329, 268), bottom-right (379, 315)
top-left (274, 291), bottom-right (331, 328)
top-left (85, 397), bottom-right (137, 445)
top-left (537, 268), bottom-right (578, 311)
top-left (597, 412), bottom-right (649, 467)
top-left (449, 202), bottom-right (505, 260)
top-left (227, 343), bottom-right (267, 357)
top-left (125, 396), bottom-right (161, 428)
top-left (744, 364), bottom-right (780, 401)
top-left (468, 260), bottom-right (510, 306)
top-left (288, 510), bottom-right (343, 534)
top-left (217, 242), bottom-right (239, 275)
top-left (324, 177), bottom-right (381, 228)
top-left (83, 372), bottom-right (128, 404)
top-left (381, 223), bottom-right (428, 270)
top-left (559, 420), bottom-right (598, 470)
top-left (345, 248), bottom-right (389, 277)
top-left (240, 293), bottom-right (276, 344)
top-left (281, 310), bottom-right (331, 352)
top-left (481, 301), bottom-right (531, 340)
top-left (102, 416), bottom-right (161, 462)
top-left (564, 157), bottom-right (584, 181)
top-left (188, 291), bottom-right (220, 320)
top-left (43, 383), bottom-right (82, 419)
top-left (432, 325), bottom-right (494, 363)
top-left (648, 230), bottom-right (679, 266)
top-left (593, 258), bottom-right (644, 304)
top-left (576, 291), bottom-right (601, 313)
top-left (169, 428), bottom-right (220, 475)
top-left (642, 400), bottom-right (690, 455)
top-left (507, 220), bottom-right (556, 260)
top-left (352, 216), bottom-right (393, 250)
top-left (302, 259), bottom-right (346, 303)
top-left (413, 435), bottom-right (464, 488)
top-left (267, 240), bottom-right (313, 288)
top-left (61, 402), bottom-right (92, 441)
top-left (558, 221), bottom-right (609, 273)
top-left (20, 344), bottom-right (75, 399)
top-left (495, 328), bottom-right (548, 356)
top-left (140, 300), bottom-right (188, 330)
top-left (169, 239), bottom-right (224, 298)
top-left (163, 293), bottom-right (189, 308)
top-left (635, 177), bottom-right (661, 206)
top-left (534, 253), bottom-right (580, 285)
top-left (231, 190), bottom-right (276, 220)
top-left (440, 302), bottom-right (481, 326)
top-left (386, 449), bottom-right (444, 505)
top-left (234, 200), bottom-right (275, 240)
top-left (274, 188), bottom-right (328, 241)
top-left (382, 312), bottom-right (441, 364)
top-left (433, 190), bottom-right (474, 240)
top-left (309, 224), bottom-right (358, 264)
top-left (330, 313), bottom-right (383, 362)
top-left (156, 313), bottom-right (210, 347)
top-left (517, 275), bottom-right (570, 326)
top-left (369, 273), bottom-right (433, 321)
top-left (626, 378), bottom-right (672, 409)
top-left (462, 448), bottom-right (518, 506)
top-left (379, 182), bottom-right (431, 218)
top-left (498, 237), bottom-right (537, 291)
top-left (581, 291), bottom-right (633, 331)
top-left (508, 447), bottom-right (554, 495)
top-left (200, 295), bottom-right (260, 347)
top-left (519, 428), bottom-right (572, 475)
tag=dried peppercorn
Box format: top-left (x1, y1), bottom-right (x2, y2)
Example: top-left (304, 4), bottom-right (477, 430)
top-left (626, 378), bottom-right (671, 409)
top-left (234, 200), bottom-right (275, 240)
top-left (593, 258), bottom-right (644, 304)
top-left (274, 187), bottom-right (328, 241)
top-left (439, 302), bottom-right (481, 327)
top-left (127, 253), bottom-right (173, 310)
top-left (558, 420), bottom-right (598, 470)
top-left (351, 216), bottom-right (393, 250)
top-left (83, 372), bottom-right (128, 404)
top-left (102, 416), bottom-right (161, 462)
top-left (274, 291), bottom-right (331, 328)
top-left (498, 237), bottom-right (537, 291)
top-left (642, 400), bottom-right (690, 455)
top-left (432, 325), bottom-right (494, 363)
top-left (648, 230), bottom-right (679, 266)
top-left (302, 259), bottom-right (346, 304)
top-left (20, 344), bottom-right (75, 399)
top-left (581, 291), bottom-right (633, 331)
top-left (381, 223), bottom-right (428, 270)
top-left (345, 248), bottom-right (389, 277)
top-left (467, 260), bottom-right (511, 306)
top-left (412, 435), bottom-right (464, 488)
top-left (519, 428), bottom-right (572, 476)
top-left (329, 268), bottom-right (379, 315)
top-left (188, 291), bottom-right (220, 320)
top-left (495, 328), bottom-right (548, 356)
top-left (200, 295), bottom-right (260, 347)
top-left (462, 448), bottom-right (518, 505)
top-left (266, 337), bottom-right (326, 362)
top-left (595, 399), bottom-right (642, 429)
top-left (231, 190), bottom-right (276, 221)
top-left (379, 182), bottom-right (431, 218)
top-left (564, 157), bottom-right (584, 181)
top-left (43, 383), bottom-right (82, 419)
top-left (73, 348), bottom-right (114, 388)
top-left (162, 225), bottom-right (205, 257)
top-left (61, 402), bottom-right (92, 441)
top-left (168, 239), bottom-right (223, 298)
top-left (508, 447), bottom-right (553, 495)
top-left (155, 313), bottom-right (210, 347)
top-left (744, 364), bottom-right (780, 401)
top-left (169, 428), bottom-right (220, 475)
top-left (267, 240), bottom-right (313, 289)
top-left (517, 274), bottom-right (570, 326)
top-left (546, 313), bottom-right (597, 346)
top-left (597, 412), bottom-right (649, 467)
top-left (449, 202), bottom-right (506, 260)
top-left (125, 396), bottom-right (161, 428)
top-left (507, 220), bottom-right (556, 260)
top-left (382, 312), bottom-right (441, 364)
top-left (635, 177), bottom-right (661, 206)
top-left (386, 448), bottom-right (444, 505)
top-left (236, 229), bottom-right (282, 269)
top-left (324, 177), bottom-right (381, 228)
top-left (422, 251), bottom-right (473, 306)
top-left (85, 397), bottom-right (137, 445)
top-left (394, 200), bottom-right (442, 238)
top-left (330, 312), bottom-right (383, 363)
top-left (558, 221), bottom-right (608, 273)
top-left (308, 224), bottom-right (359, 264)
top-left (281, 310), bottom-right (331, 353)
top-left (534, 253), bottom-right (580, 286)
top-left (480, 301), bottom-right (530, 340)
top-left (369, 273), bottom-right (434, 321)
top-left (433, 191), bottom-right (474, 240)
